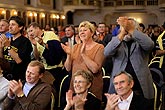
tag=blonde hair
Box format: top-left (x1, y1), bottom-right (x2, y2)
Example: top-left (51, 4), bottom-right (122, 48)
top-left (78, 21), bottom-right (95, 34)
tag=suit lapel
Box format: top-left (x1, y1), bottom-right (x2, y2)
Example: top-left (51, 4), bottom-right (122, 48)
top-left (130, 42), bottom-right (136, 56)
top-left (123, 42), bottom-right (129, 57)
top-left (129, 93), bottom-right (136, 110)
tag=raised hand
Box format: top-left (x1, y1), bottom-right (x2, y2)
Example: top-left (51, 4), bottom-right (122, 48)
top-left (28, 35), bottom-right (37, 46)
top-left (105, 93), bottom-right (120, 110)
top-left (80, 42), bottom-right (86, 54)
top-left (9, 80), bottom-right (23, 97)
top-left (61, 43), bottom-right (71, 55)
top-left (73, 94), bottom-right (87, 110)
top-left (65, 90), bottom-right (74, 110)
top-left (0, 34), bottom-right (11, 46)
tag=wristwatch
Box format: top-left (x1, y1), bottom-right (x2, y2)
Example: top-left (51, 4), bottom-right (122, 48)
top-left (7, 46), bottom-right (12, 50)
top-left (17, 93), bottom-right (24, 98)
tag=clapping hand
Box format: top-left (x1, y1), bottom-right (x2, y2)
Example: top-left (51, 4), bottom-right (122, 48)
top-left (8, 79), bottom-right (23, 97)
top-left (105, 93), bottom-right (120, 110)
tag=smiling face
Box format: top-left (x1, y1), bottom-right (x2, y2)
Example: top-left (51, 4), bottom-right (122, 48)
top-left (113, 73), bottom-right (134, 99)
top-left (79, 27), bottom-right (93, 42)
top-left (73, 75), bottom-right (91, 95)
top-left (26, 65), bottom-right (43, 84)
top-left (78, 21), bottom-right (95, 43)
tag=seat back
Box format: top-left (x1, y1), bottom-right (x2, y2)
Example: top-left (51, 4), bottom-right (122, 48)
top-left (102, 75), bottom-right (110, 109)
top-left (153, 82), bottom-right (158, 110)
top-left (51, 92), bottom-right (55, 110)
top-left (58, 75), bottom-right (70, 110)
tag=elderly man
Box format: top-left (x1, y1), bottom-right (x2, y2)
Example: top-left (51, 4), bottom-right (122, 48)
top-left (3, 60), bottom-right (52, 110)
top-left (104, 16), bottom-right (154, 101)
top-left (105, 71), bottom-right (152, 110)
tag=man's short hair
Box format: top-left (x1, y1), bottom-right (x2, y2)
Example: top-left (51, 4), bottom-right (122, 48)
top-left (0, 19), bottom-right (9, 24)
top-left (9, 16), bottom-right (25, 34)
top-left (64, 24), bottom-right (75, 33)
top-left (28, 60), bottom-right (45, 75)
top-left (113, 71), bottom-right (133, 83)
top-left (28, 22), bottom-right (42, 29)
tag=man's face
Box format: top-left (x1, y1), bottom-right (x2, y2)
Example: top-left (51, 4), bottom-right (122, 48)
top-left (97, 24), bottom-right (106, 34)
top-left (113, 74), bottom-right (133, 98)
top-left (28, 26), bottom-right (39, 38)
top-left (0, 21), bottom-right (9, 33)
top-left (26, 65), bottom-right (43, 84)
top-left (9, 20), bottom-right (22, 35)
top-left (65, 27), bottom-right (74, 38)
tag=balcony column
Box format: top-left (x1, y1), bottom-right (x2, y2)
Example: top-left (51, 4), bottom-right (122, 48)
top-left (134, 0), bottom-right (136, 5)
top-left (122, 0), bottom-right (124, 6)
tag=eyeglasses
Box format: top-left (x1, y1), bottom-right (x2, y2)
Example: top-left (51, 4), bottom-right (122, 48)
top-left (73, 80), bottom-right (87, 84)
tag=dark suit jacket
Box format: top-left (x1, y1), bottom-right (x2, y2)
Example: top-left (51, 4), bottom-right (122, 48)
top-left (61, 36), bottom-right (76, 45)
top-left (129, 93), bottom-right (153, 110)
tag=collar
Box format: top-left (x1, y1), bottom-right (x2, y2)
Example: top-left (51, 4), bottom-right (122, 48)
top-left (0, 74), bottom-right (3, 77)
top-left (118, 91), bottom-right (133, 103)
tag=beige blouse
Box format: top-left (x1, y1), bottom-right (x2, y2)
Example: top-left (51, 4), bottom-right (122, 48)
top-left (70, 43), bottom-right (105, 100)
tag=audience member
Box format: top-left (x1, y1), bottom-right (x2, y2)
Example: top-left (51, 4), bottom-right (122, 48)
top-left (0, 16), bottom-right (32, 80)
top-left (97, 22), bottom-right (113, 46)
top-left (51, 26), bottom-right (59, 35)
top-left (104, 16), bottom-right (154, 101)
top-left (138, 23), bottom-right (145, 33)
top-left (105, 71), bottom-right (152, 110)
top-left (3, 60), bottom-right (52, 110)
top-left (155, 21), bottom-right (165, 79)
top-left (61, 24), bottom-right (77, 47)
top-left (96, 22), bottom-right (113, 77)
top-left (58, 25), bottom-right (65, 39)
top-left (27, 22), bottom-right (65, 94)
top-left (61, 21), bottom-right (105, 100)
top-left (44, 24), bottom-right (51, 31)
top-left (64, 70), bottom-right (101, 110)
top-left (0, 19), bottom-right (12, 38)
top-left (149, 26), bottom-right (161, 61)
top-left (0, 58), bottom-right (10, 110)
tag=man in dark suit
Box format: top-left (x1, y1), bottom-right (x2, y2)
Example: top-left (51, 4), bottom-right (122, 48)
top-left (61, 24), bottom-right (77, 47)
top-left (105, 71), bottom-right (153, 110)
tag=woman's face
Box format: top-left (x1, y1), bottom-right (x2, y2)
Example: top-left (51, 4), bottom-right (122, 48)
top-left (79, 27), bottom-right (93, 42)
top-left (73, 75), bottom-right (91, 94)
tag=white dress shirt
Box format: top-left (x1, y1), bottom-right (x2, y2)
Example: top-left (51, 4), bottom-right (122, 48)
top-left (118, 91), bottom-right (133, 110)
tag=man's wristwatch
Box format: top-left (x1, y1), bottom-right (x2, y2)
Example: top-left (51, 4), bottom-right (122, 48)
top-left (17, 93), bottom-right (24, 98)
top-left (7, 46), bottom-right (12, 50)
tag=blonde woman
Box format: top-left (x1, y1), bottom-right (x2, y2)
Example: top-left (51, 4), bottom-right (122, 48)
top-left (61, 21), bottom-right (104, 100)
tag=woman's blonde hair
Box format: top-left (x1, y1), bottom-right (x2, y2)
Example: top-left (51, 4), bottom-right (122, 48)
top-left (78, 21), bottom-right (95, 34)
